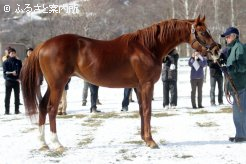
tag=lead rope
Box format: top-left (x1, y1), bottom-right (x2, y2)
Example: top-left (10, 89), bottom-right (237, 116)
top-left (216, 60), bottom-right (242, 112)
top-left (224, 78), bottom-right (233, 105)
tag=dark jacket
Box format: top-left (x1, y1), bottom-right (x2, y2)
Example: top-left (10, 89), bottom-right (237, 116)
top-left (207, 60), bottom-right (222, 77)
top-left (226, 38), bottom-right (246, 91)
top-left (3, 57), bottom-right (22, 82)
top-left (161, 50), bottom-right (179, 81)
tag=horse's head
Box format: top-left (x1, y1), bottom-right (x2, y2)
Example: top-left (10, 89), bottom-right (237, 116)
top-left (189, 16), bottom-right (221, 60)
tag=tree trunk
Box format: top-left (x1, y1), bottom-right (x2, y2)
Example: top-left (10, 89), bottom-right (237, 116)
top-left (171, 0), bottom-right (175, 18)
top-left (231, 0), bottom-right (235, 26)
top-left (184, 0), bottom-right (190, 57)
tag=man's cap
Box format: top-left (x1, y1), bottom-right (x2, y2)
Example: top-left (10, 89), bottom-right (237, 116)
top-left (221, 27), bottom-right (239, 37)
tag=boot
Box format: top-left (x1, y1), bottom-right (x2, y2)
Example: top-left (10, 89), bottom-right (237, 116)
top-left (5, 107), bottom-right (10, 115)
top-left (15, 103), bottom-right (20, 114)
top-left (82, 101), bottom-right (86, 106)
top-left (121, 107), bottom-right (128, 112)
top-left (129, 98), bottom-right (135, 102)
top-left (96, 99), bottom-right (102, 105)
top-left (90, 107), bottom-right (101, 113)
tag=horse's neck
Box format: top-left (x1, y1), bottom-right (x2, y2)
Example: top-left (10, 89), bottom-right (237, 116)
top-left (155, 22), bottom-right (191, 59)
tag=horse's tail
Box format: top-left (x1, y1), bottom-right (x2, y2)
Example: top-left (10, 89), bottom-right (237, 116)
top-left (20, 44), bottom-right (43, 117)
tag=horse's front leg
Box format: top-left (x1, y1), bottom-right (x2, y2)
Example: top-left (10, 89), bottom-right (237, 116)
top-left (136, 88), bottom-right (144, 140)
top-left (140, 82), bottom-right (159, 149)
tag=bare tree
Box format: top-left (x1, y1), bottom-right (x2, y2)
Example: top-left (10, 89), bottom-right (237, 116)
top-left (231, 0), bottom-right (235, 26)
top-left (1, 0), bottom-right (246, 51)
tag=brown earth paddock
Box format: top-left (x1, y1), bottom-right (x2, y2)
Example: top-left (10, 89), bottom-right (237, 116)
top-left (20, 16), bottom-right (220, 151)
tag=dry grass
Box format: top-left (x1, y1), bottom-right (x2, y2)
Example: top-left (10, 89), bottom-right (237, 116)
top-left (78, 136), bottom-right (94, 147)
top-left (90, 112), bottom-right (119, 119)
top-left (1, 117), bottom-right (23, 122)
top-left (215, 107), bottom-right (232, 113)
top-left (189, 110), bottom-right (211, 115)
top-left (81, 119), bottom-right (103, 127)
top-left (189, 107), bottom-right (232, 115)
top-left (124, 140), bottom-right (144, 145)
top-left (152, 112), bottom-right (177, 117)
top-left (159, 139), bottom-right (167, 145)
top-left (196, 121), bottom-right (219, 127)
top-left (57, 114), bottom-right (86, 119)
top-left (174, 154), bottom-right (193, 159)
top-left (123, 112), bottom-right (139, 119)
top-left (45, 151), bottom-right (64, 158)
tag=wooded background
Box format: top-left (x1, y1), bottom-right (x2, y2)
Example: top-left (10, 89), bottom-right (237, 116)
top-left (0, 0), bottom-right (245, 57)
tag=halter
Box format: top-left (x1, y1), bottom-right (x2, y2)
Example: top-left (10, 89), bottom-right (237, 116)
top-left (190, 24), bottom-right (218, 52)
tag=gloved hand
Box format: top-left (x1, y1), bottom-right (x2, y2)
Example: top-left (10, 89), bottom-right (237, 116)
top-left (221, 66), bottom-right (227, 73)
top-left (170, 64), bottom-right (176, 70)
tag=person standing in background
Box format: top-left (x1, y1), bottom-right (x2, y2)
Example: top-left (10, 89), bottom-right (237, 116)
top-left (162, 49), bottom-right (179, 110)
top-left (207, 54), bottom-right (224, 106)
top-left (82, 80), bottom-right (101, 106)
top-left (188, 51), bottom-right (207, 109)
top-left (26, 47), bottom-right (33, 57)
top-left (2, 48), bottom-right (22, 114)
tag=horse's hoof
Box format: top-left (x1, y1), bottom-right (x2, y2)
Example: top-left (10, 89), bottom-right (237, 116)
top-left (150, 143), bottom-right (159, 149)
top-left (39, 145), bottom-right (49, 151)
top-left (146, 141), bottom-right (159, 149)
top-left (55, 146), bottom-right (65, 153)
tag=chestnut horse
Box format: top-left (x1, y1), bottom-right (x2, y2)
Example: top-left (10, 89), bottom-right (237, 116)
top-left (20, 16), bottom-right (220, 150)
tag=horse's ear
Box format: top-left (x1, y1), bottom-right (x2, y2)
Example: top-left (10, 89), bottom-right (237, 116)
top-left (201, 15), bottom-right (206, 22)
top-left (194, 15), bottom-right (201, 26)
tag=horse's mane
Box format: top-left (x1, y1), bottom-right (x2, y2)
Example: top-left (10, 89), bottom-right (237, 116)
top-left (121, 19), bottom-right (194, 50)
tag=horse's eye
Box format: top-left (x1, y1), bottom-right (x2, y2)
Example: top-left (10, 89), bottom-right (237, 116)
top-left (201, 31), bottom-right (207, 36)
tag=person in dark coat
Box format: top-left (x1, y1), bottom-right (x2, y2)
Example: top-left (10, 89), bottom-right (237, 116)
top-left (2, 48), bottom-right (22, 114)
top-left (162, 49), bottom-right (179, 109)
top-left (207, 57), bottom-right (224, 106)
top-left (221, 27), bottom-right (246, 142)
top-left (207, 47), bottom-right (228, 106)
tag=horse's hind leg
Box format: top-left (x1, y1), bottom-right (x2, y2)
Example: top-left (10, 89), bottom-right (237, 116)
top-left (38, 89), bottom-right (50, 150)
top-left (48, 87), bottom-right (64, 151)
